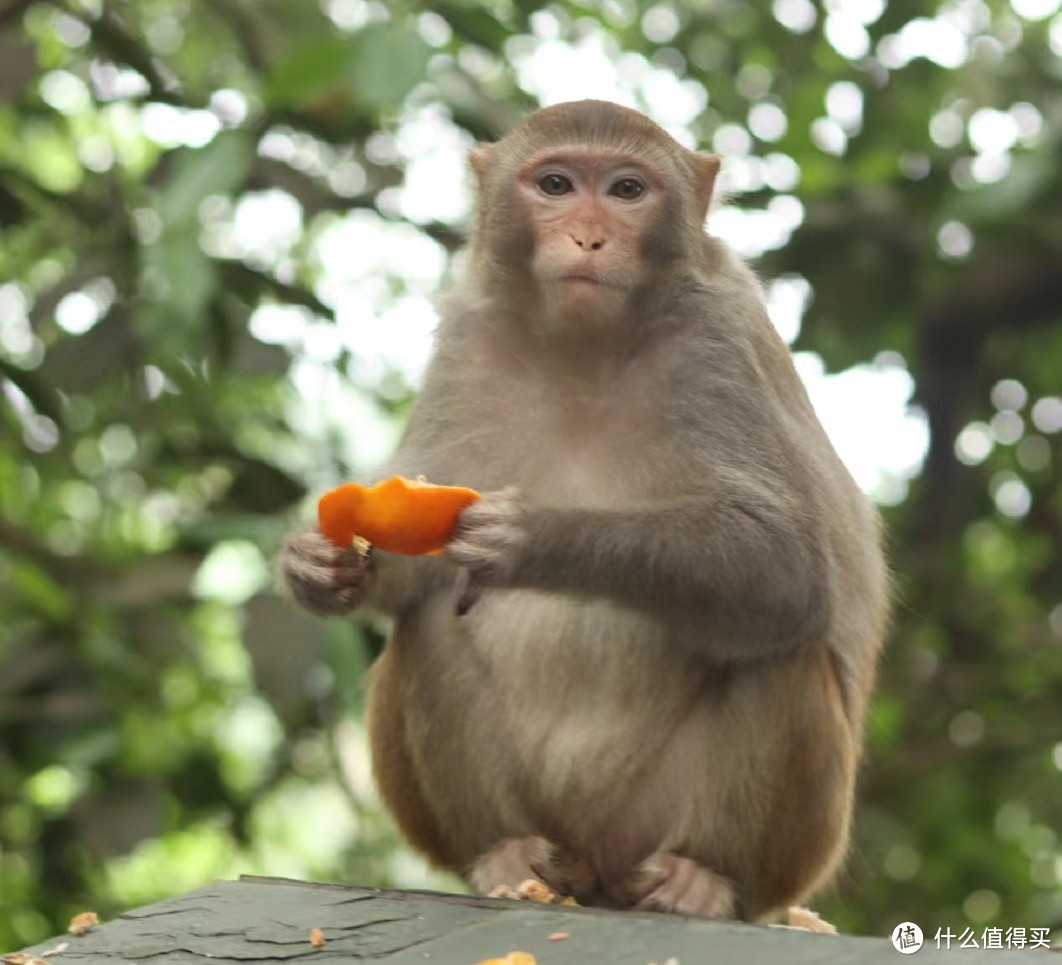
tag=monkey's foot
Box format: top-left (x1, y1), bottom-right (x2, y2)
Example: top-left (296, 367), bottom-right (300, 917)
top-left (633, 853), bottom-right (736, 918)
top-left (471, 836), bottom-right (592, 902)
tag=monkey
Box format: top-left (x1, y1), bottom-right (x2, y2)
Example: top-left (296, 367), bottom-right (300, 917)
top-left (280, 100), bottom-right (889, 922)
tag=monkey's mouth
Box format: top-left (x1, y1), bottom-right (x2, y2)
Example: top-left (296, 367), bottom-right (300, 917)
top-left (559, 274), bottom-right (607, 285)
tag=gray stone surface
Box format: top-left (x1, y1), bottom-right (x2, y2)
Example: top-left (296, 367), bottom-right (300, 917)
top-left (8, 877), bottom-right (1046, 964)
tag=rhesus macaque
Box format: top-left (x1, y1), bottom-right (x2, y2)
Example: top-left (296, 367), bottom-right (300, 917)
top-left (281, 100), bottom-right (889, 922)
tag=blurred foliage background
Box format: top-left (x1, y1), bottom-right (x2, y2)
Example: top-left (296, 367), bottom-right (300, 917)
top-left (2, 0), bottom-right (1062, 949)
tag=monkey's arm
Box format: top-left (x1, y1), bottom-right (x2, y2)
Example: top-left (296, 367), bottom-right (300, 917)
top-left (448, 481), bottom-right (833, 657)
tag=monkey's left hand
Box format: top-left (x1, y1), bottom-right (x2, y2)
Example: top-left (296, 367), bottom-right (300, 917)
top-left (446, 488), bottom-right (528, 587)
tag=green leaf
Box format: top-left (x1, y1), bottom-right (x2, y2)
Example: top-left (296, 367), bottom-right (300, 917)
top-left (157, 131), bottom-right (255, 230)
top-left (264, 23), bottom-right (430, 115)
top-left (264, 36), bottom-right (354, 108)
top-left (141, 232), bottom-right (219, 337)
top-left (441, 6), bottom-right (511, 49)
top-left (11, 561), bottom-right (72, 620)
top-left (347, 23), bottom-right (432, 113)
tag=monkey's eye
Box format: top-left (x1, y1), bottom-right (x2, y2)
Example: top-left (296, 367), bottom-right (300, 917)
top-left (609, 178), bottom-right (645, 200)
top-left (538, 173), bottom-right (573, 196)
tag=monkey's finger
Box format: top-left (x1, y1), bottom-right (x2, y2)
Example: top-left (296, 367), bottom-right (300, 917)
top-left (446, 539), bottom-right (509, 579)
top-left (283, 553), bottom-right (334, 588)
top-left (287, 573), bottom-right (362, 616)
top-left (455, 568), bottom-right (485, 616)
top-left (285, 547), bottom-right (362, 586)
top-left (282, 527), bottom-right (339, 565)
top-left (455, 486), bottom-right (522, 528)
top-left (449, 522), bottom-right (523, 554)
top-left (444, 537), bottom-right (479, 568)
top-left (332, 546), bottom-right (374, 580)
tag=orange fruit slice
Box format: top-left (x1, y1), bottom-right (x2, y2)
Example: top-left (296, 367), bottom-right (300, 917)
top-left (317, 476), bottom-right (480, 556)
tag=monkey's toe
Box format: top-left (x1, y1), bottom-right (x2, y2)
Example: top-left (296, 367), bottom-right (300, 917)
top-left (471, 835), bottom-right (557, 895)
top-left (471, 836), bottom-right (592, 902)
top-left (634, 853), bottom-right (736, 919)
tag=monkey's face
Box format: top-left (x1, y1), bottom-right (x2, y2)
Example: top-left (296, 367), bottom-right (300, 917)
top-left (514, 147), bottom-right (667, 320)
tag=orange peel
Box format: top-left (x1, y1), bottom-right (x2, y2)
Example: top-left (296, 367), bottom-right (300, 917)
top-left (317, 476), bottom-right (480, 556)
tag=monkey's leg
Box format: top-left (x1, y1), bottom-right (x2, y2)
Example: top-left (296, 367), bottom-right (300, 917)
top-left (470, 837), bottom-right (595, 900)
top-left (632, 852), bottom-right (737, 917)
top-left (367, 644), bottom-right (459, 869)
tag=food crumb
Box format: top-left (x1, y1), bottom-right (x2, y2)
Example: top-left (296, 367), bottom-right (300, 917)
top-left (3, 954), bottom-right (50, 965)
top-left (470, 954), bottom-right (536, 965)
top-left (310, 927), bottom-right (326, 949)
top-left (548, 931), bottom-right (570, 941)
top-left (486, 879), bottom-right (578, 905)
top-left (68, 912), bottom-right (100, 935)
top-left (351, 535), bottom-right (371, 555)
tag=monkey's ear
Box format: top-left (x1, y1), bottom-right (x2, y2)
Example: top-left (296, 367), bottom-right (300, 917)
top-left (469, 145), bottom-right (494, 184)
top-left (693, 153), bottom-right (722, 220)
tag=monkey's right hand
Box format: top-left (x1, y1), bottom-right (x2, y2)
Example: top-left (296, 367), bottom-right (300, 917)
top-left (279, 527), bottom-right (374, 617)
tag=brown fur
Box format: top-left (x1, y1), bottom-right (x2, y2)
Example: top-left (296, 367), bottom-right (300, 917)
top-left (280, 100), bottom-right (889, 921)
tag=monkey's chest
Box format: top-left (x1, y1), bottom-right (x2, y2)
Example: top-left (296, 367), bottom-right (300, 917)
top-left (474, 393), bottom-right (668, 502)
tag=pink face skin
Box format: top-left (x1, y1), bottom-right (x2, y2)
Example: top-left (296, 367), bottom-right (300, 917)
top-left (515, 146), bottom-right (667, 321)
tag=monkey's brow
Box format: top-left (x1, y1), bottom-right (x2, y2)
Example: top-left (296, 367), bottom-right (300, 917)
top-left (522, 146), bottom-right (653, 168)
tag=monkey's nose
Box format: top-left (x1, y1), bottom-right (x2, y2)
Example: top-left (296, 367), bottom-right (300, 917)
top-left (570, 234), bottom-right (605, 251)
